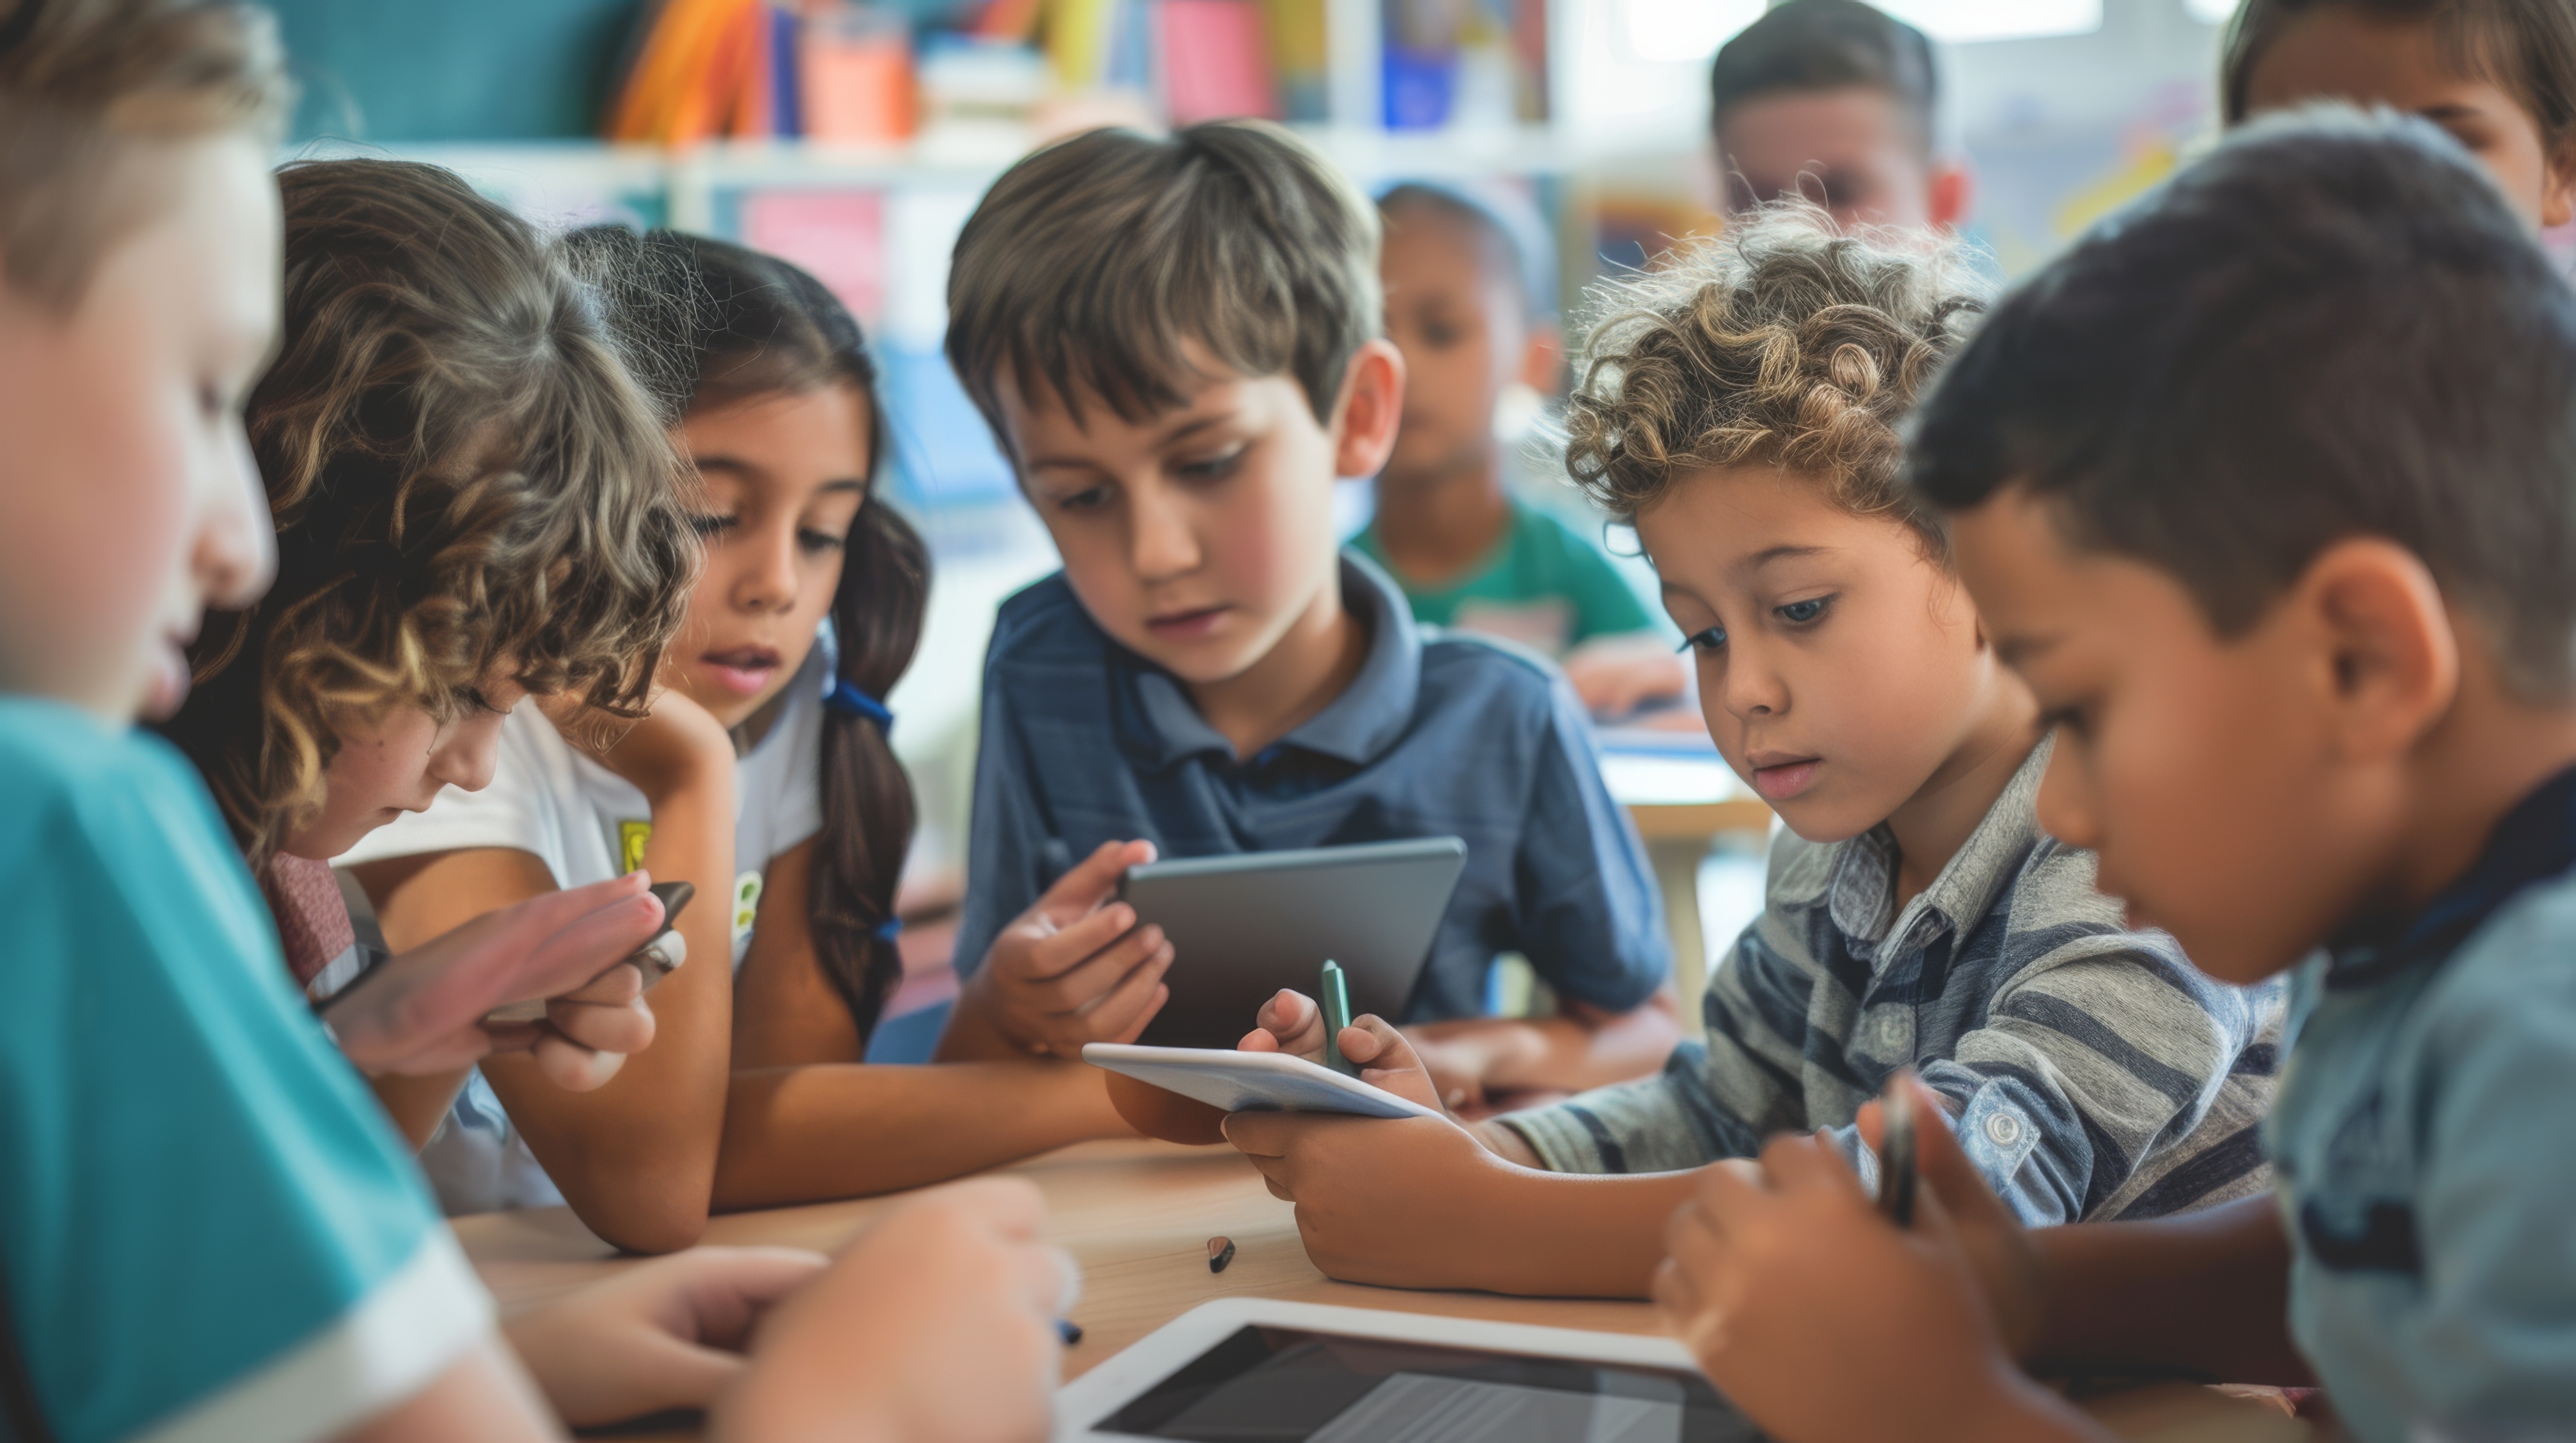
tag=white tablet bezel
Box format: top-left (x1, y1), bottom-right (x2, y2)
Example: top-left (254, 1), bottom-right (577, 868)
top-left (1081, 1044), bottom-right (1443, 1121)
top-left (1055, 1297), bottom-right (1706, 1442)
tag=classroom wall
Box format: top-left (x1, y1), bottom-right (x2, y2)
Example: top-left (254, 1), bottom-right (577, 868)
top-left (268, 0), bottom-right (641, 141)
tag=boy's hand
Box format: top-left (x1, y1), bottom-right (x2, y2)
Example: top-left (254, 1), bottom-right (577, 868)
top-left (968, 839), bottom-right (1173, 1056)
top-left (1654, 1128), bottom-right (2093, 1443)
top-left (322, 873), bottom-right (664, 1084)
top-left (502, 1246), bottom-right (826, 1428)
top-left (1238, 989), bottom-right (1446, 1114)
top-left (1856, 1076), bottom-right (2048, 1359)
top-left (715, 1177), bottom-right (1073, 1443)
top-left (1222, 1111), bottom-right (1510, 1288)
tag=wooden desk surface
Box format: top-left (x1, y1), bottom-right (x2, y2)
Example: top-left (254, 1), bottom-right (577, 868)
top-left (456, 1138), bottom-right (2307, 1442)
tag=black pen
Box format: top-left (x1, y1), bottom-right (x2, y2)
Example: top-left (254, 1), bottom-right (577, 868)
top-left (1876, 1072), bottom-right (1917, 1228)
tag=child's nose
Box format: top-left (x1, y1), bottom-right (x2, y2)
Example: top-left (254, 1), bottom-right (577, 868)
top-left (1128, 497), bottom-right (1201, 582)
top-left (197, 438), bottom-right (276, 611)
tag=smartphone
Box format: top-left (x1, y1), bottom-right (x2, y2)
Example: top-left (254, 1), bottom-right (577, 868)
top-left (1876, 1072), bottom-right (1918, 1228)
top-left (484, 880), bottom-right (694, 1026)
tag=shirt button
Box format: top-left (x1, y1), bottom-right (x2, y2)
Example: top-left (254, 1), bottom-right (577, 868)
top-left (1984, 1111), bottom-right (2025, 1148)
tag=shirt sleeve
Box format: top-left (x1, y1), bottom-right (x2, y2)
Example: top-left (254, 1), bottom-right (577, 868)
top-left (2401, 897), bottom-right (2576, 1434)
top-left (1503, 890), bottom-right (1805, 1173)
top-left (1895, 846), bottom-right (2270, 1227)
top-left (949, 664), bottom-right (1056, 983)
top-left (0, 727), bottom-right (489, 1443)
top-left (1502, 676), bottom-right (1670, 1013)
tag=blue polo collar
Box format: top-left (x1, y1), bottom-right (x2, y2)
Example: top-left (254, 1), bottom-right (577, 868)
top-left (1123, 550), bottom-right (1423, 771)
top-left (2324, 764), bottom-right (2576, 988)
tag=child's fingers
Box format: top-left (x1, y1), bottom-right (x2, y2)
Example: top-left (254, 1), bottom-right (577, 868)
top-left (531, 1032), bottom-right (625, 1091)
top-left (1337, 1015), bottom-right (1414, 1068)
top-left (1218, 1111), bottom-right (1293, 1160)
top-left (1027, 922), bottom-right (1167, 1013)
top-left (547, 994), bottom-right (655, 1054)
top-left (1032, 839), bottom-right (1156, 927)
top-left (1254, 989), bottom-right (1325, 1056)
top-left (1015, 903), bottom-right (1142, 984)
top-left (1088, 953), bottom-right (1176, 1045)
top-left (556, 960), bottom-right (644, 1006)
top-left (1756, 1129), bottom-right (1862, 1198)
top-left (646, 1247), bottom-right (833, 1348)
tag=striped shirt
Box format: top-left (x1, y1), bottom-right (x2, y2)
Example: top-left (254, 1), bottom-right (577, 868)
top-left (1502, 738), bottom-right (2282, 1224)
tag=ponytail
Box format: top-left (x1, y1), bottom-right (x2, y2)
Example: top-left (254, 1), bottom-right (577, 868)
top-left (812, 497), bottom-right (927, 1034)
top-left (569, 225), bottom-right (929, 1036)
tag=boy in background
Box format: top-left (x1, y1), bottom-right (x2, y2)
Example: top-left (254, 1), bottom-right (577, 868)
top-left (1711, 0), bottom-right (1970, 232)
top-left (935, 122), bottom-right (1680, 1113)
top-left (2223, 0), bottom-right (2576, 232)
top-left (1656, 114), bottom-right (2576, 1443)
top-left (1358, 182), bottom-right (1687, 720)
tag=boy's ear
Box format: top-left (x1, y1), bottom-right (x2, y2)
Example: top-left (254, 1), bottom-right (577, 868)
top-left (1520, 319), bottom-right (1564, 394)
top-left (1330, 338), bottom-right (1406, 480)
top-left (2540, 137), bottom-right (2576, 231)
top-left (2298, 537), bottom-right (2459, 764)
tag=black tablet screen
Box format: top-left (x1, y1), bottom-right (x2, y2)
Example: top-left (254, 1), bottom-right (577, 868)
top-left (1095, 1325), bottom-right (1767, 1442)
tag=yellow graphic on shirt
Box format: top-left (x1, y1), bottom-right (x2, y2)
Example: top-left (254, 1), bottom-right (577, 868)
top-left (619, 820), bottom-right (652, 874)
top-left (733, 870), bottom-right (764, 946)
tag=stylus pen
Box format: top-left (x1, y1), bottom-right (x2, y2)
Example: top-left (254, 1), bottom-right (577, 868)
top-left (1320, 960), bottom-right (1360, 1077)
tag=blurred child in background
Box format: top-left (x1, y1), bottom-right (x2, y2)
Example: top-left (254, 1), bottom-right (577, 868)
top-left (1710, 0), bottom-right (1969, 232)
top-left (1358, 181), bottom-right (1686, 719)
top-left (2223, 0), bottom-right (2576, 232)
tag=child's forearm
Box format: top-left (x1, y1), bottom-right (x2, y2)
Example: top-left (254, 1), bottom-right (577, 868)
top-left (369, 1067), bottom-right (472, 1150)
top-left (711, 1060), bottom-right (1132, 1210)
top-left (2026, 1194), bottom-right (2311, 1385)
top-left (930, 976), bottom-right (1027, 1061)
top-left (1430, 1164), bottom-right (1698, 1297)
top-left (1412, 986), bottom-right (1684, 1096)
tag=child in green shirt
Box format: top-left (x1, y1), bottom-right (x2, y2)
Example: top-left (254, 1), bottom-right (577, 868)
top-left (1362, 182), bottom-right (1687, 718)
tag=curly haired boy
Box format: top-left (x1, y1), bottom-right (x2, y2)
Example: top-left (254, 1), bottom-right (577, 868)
top-left (1220, 207), bottom-right (2285, 1298)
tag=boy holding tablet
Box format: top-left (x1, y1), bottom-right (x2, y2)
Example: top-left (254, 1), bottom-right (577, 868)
top-left (1657, 113), bottom-right (2576, 1443)
top-left (935, 122), bottom-right (1679, 1109)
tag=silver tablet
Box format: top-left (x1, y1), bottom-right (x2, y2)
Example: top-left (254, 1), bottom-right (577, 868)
top-left (1117, 837), bottom-right (1468, 1049)
top-left (1056, 1298), bottom-right (1764, 1442)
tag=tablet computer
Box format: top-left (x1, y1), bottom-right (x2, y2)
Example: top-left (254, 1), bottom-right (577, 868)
top-left (1118, 837), bottom-right (1468, 1049)
top-left (1081, 1044), bottom-right (1442, 1121)
top-left (1056, 1298), bottom-right (1766, 1442)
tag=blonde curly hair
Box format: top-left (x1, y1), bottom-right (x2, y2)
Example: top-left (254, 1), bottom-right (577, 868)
top-left (1562, 205), bottom-right (1988, 553)
top-left (168, 160), bottom-right (698, 864)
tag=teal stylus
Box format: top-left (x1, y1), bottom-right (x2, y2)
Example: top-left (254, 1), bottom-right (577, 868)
top-left (1320, 960), bottom-right (1359, 1076)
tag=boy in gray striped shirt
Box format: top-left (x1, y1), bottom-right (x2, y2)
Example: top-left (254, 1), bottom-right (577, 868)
top-left (1219, 206), bottom-right (2280, 1298)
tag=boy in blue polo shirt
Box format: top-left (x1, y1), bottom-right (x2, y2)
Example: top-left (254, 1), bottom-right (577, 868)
top-left (934, 121), bottom-right (1677, 1107)
top-left (1650, 113), bottom-right (2576, 1443)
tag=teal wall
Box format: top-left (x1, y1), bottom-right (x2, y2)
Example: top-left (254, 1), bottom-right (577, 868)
top-left (268, 0), bottom-right (643, 142)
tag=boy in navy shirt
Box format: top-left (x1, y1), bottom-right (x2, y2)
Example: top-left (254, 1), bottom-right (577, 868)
top-left (935, 122), bottom-right (1677, 1107)
top-left (1654, 112), bottom-right (2576, 1443)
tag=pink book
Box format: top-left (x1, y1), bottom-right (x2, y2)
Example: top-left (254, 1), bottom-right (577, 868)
top-left (1161, 0), bottom-right (1277, 124)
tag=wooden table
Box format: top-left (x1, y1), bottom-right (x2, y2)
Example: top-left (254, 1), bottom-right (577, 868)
top-left (457, 1139), bottom-right (2310, 1442)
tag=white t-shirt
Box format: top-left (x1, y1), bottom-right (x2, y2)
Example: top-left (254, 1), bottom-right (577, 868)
top-left (341, 643), bottom-right (831, 1213)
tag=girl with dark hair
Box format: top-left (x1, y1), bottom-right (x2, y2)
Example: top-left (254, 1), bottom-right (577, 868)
top-left (348, 231), bottom-right (1133, 1237)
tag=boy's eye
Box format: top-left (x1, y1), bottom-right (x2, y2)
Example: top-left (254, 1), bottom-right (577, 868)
top-left (687, 512), bottom-right (738, 538)
top-left (1775, 595), bottom-right (1833, 625)
top-left (1172, 448), bottom-right (1245, 483)
top-left (1421, 319), bottom-right (1463, 347)
top-left (1052, 485), bottom-right (1112, 514)
top-left (1681, 625), bottom-right (1727, 654)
